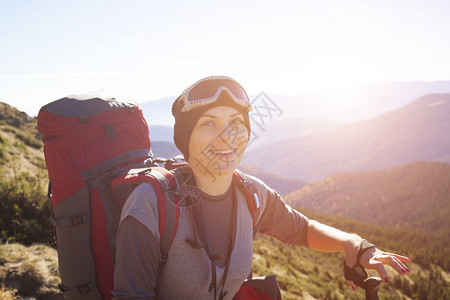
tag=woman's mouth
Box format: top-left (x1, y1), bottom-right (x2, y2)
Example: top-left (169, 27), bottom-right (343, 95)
top-left (209, 148), bottom-right (237, 160)
top-left (214, 149), bottom-right (234, 155)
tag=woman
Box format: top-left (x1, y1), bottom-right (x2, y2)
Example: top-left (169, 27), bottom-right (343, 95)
top-left (113, 76), bottom-right (411, 299)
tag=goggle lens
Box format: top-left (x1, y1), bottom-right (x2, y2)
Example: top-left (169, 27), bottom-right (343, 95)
top-left (181, 77), bottom-right (251, 112)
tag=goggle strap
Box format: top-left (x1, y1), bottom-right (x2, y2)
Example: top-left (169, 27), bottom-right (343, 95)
top-left (181, 86), bottom-right (251, 112)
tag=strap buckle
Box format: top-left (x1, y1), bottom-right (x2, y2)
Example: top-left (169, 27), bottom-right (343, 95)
top-left (59, 282), bottom-right (96, 296)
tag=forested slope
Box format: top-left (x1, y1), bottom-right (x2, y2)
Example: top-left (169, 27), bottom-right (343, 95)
top-left (285, 161), bottom-right (450, 232)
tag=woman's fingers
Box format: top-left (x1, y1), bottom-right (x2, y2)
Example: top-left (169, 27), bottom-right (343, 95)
top-left (391, 256), bottom-right (411, 274)
top-left (361, 249), bottom-right (412, 283)
top-left (346, 246), bottom-right (412, 291)
top-left (373, 252), bottom-right (411, 274)
top-left (368, 259), bottom-right (390, 283)
top-left (346, 280), bottom-right (358, 291)
top-left (381, 251), bottom-right (412, 263)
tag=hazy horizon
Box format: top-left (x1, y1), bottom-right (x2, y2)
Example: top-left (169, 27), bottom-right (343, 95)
top-left (2, 0), bottom-right (450, 118)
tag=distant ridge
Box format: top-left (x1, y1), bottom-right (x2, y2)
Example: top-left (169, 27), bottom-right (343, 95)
top-left (245, 93), bottom-right (450, 181)
top-left (139, 97), bottom-right (174, 126)
top-left (285, 161), bottom-right (450, 232)
top-left (238, 163), bottom-right (307, 195)
top-left (151, 141), bottom-right (181, 158)
top-left (136, 81), bottom-right (450, 126)
top-left (149, 125), bottom-right (173, 142)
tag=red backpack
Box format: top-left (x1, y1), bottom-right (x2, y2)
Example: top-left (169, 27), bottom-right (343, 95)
top-left (38, 95), bottom-right (261, 300)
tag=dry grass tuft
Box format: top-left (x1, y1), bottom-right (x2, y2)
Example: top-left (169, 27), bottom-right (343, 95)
top-left (0, 283), bottom-right (18, 300)
top-left (0, 243), bottom-right (62, 299)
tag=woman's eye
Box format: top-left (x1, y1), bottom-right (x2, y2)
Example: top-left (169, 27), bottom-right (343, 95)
top-left (232, 118), bottom-right (244, 126)
top-left (201, 120), bottom-right (215, 127)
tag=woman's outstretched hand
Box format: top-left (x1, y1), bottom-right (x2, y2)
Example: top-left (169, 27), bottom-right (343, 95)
top-left (346, 246), bottom-right (412, 291)
top-left (305, 221), bottom-right (412, 291)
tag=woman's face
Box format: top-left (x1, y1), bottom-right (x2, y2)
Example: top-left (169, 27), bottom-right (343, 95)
top-left (188, 105), bottom-right (249, 179)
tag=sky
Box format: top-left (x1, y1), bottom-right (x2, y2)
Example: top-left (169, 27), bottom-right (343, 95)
top-left (1, 0), bottom-right (450, 117)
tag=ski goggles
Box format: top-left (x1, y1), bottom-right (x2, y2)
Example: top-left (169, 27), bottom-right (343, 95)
top-left (179, 76), bottom-right (252, 113)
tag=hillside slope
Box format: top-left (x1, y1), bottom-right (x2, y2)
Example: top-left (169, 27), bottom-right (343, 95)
top-left (285, 161), bottom-right (450, 232)
top-left (245, 117), bottom-right (343, 152)
top-left (238, 163), bottom-right (307, 195)
top-left (0, 103), bottom-right (45, 180)
top-left (245, 93), bottom-right (450, 181)
top-left (1, 101), bottom-right (448, 299)
top-left (3, 213), bottom-right (448, 300)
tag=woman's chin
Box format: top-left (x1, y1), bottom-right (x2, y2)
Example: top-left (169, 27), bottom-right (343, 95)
top-left (209, 160), bottom-right (240, 178)
top-left (189, 150), bottom-right (245, 180)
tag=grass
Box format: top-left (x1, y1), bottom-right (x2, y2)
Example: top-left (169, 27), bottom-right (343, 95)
top-left (13, 141), bottom-right (27, 154)
top-left (31, 157), bottom-right (46, 169)
top-left (251, 234), bottom-right (426, 300)
top-left (0, 147), bottom-right (6, 162)
top-left (0, 284), bottom-right (17, 300)
top-left (0, 243), bottom-right (62, 299)
top-left (0, 135), bottom-right (8, 163)
top-left (0, 126), bottom-right (16, 134)
top-left (14, 133), bottom-right (42, 150)
top-left (0, 124), bottom-right (46, 181)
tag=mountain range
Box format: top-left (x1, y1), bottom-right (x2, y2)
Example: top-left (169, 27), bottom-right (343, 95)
top-left (269, 80), bottom-right (450, 121)
top-left (1, 86), bottom-right (449, 299)
top-left (149, 125), bottom-right (174, 142)
top-left (138, 81), bottom-right (450, 126)
top-left (244, 93), bottom-right (450, 182)
top-left (285, 161), bottom-right (450, 233)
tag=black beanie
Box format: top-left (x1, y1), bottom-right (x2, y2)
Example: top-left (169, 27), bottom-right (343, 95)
top-left (172, 91), bottom-right (251, 161)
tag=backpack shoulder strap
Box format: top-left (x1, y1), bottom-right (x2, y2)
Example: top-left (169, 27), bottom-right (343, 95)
top-left (147, 167), bottom-right (180, 264)
top-left (233, 170), bottom-right (261, 226)
top-left (111, 167), bottom-right (180, 263)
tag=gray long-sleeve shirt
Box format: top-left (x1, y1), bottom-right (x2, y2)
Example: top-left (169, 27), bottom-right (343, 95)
top-left (113, 171), bottom-right (309, 299)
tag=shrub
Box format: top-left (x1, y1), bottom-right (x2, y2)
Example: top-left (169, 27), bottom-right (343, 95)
top-left (0, 172), bottom-right (52, 245)
top-left (32, 157), bottom-right (46, 169)
top-left (0, 147), bottom-right (6, 162)
top-left (14, 133), bottom-right (42, 150)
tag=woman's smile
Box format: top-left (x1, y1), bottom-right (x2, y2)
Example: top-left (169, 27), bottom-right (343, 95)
top-left (208, 147), bottom-right (239, 162)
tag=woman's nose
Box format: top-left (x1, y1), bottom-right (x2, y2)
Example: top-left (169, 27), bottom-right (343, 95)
top-left (215, 122), bottom-right (242, 145)
top-left (214, 124), bottom-right (233, 145)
